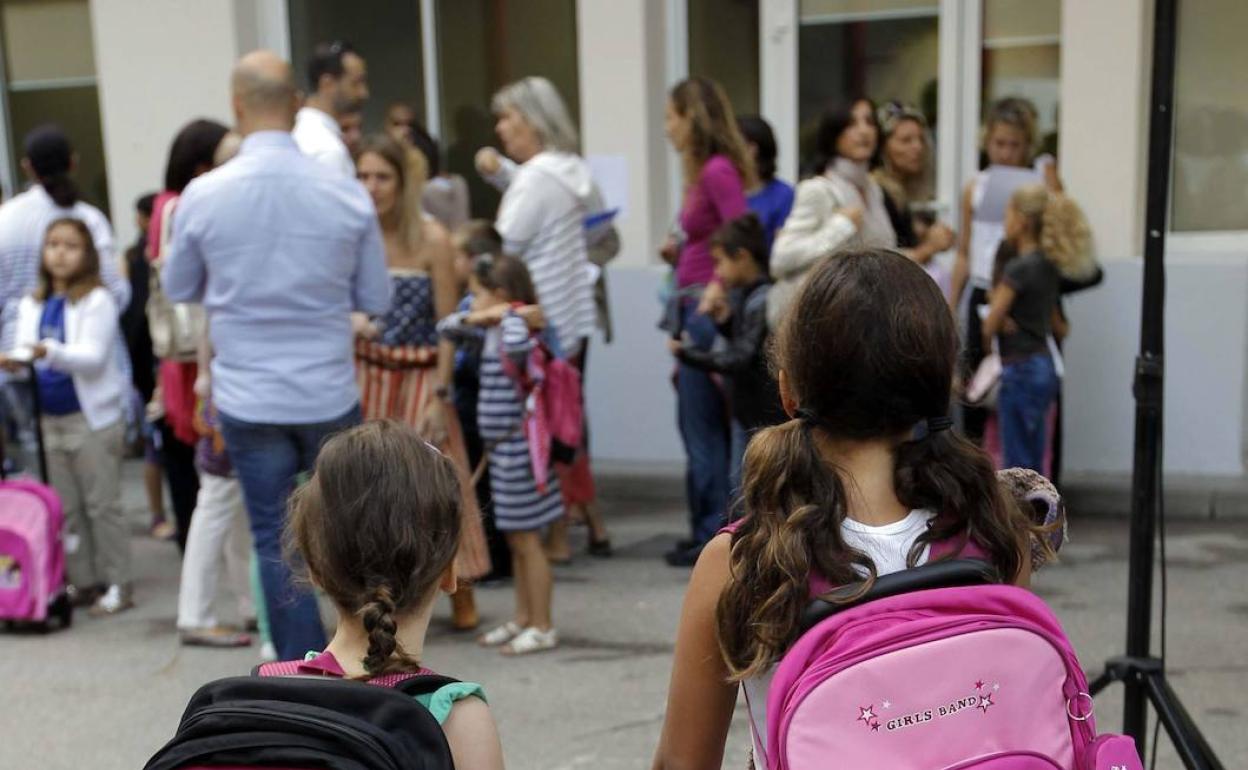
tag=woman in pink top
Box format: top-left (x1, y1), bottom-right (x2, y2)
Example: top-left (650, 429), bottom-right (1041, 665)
top-left (661, 77), bottom-right (755, 567)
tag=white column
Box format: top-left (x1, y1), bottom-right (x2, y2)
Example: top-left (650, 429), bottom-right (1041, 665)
top-left (575, 0), bottom-right (684, 468)
top-left (1059, 0), bottom-right (1149, 260)
top-left (759, 0), bottom-right (798, 184)
top-left (91, 0), bottom-right (241, 246)
top-left (576, 0), bottom-right (672, 269)
top-left (419, 0), bottom-right (441, 140)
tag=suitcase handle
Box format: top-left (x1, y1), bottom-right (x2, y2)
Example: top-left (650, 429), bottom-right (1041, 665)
top-left (0, 361), bottom-right (49, 485)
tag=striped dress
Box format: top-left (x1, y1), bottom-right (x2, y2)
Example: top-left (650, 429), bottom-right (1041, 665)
top-left (440, 309), bottom-right (563, 532)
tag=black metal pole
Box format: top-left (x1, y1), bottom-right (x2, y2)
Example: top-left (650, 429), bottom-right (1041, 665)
top-left (1124, 0), bottom-right (1178, 750)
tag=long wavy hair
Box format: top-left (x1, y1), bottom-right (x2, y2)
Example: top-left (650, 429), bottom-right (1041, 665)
top-left (716, 250), bottom-right (1033, 681)
top-left (1009, 183), bottom-right (1094, 281)
top-left (669, 76), bottom-right (757, 191)
top-left (357, 132), bottom-right (429, 253)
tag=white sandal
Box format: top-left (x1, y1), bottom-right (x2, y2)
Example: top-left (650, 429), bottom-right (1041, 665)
top-left (500, 626), bottom-right (559, 656)
top-left (478, 621), bottom-right (522, 647)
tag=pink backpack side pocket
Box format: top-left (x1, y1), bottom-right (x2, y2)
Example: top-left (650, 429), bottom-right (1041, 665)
top-left (1081, 734), bottom-right (1144, 770)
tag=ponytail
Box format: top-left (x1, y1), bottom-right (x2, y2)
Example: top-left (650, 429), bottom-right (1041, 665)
top-left (1012, 184), bottom-right (1092, 280)
top-left (41, 173), bottom-right (79, 208)
top-left (1039, 193), bottom-right (1093, 281)
top-left (894, 428), bottom-right (1030, 580)
top-left (717, 418), bottom-right (875, 682)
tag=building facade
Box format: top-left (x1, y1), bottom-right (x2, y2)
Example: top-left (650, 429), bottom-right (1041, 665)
top-left (1, 0), bottom-right (1245, 506)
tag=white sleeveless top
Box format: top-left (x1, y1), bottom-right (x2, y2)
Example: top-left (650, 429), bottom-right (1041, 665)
top-left (968, 165), bottom-right (1045, 289)
top-left (742, 509), bottom-right (937, 760)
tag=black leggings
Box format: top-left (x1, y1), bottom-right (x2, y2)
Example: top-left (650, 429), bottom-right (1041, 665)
top-left (961, 287), bottom-right (991, 444)
top-left (159, 420), bottom-right (200, 553)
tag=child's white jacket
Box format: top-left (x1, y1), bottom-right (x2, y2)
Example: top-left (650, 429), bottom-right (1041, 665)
top-left (15, 287), bottom-right (123, 430)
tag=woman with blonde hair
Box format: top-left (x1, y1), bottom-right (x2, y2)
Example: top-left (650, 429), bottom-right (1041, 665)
top-left (983, 183), bottom-right (1091, 473)
top-left (660, 75), bottom-right (755, 566)
top-left (354, 133), bottom-right (490, 629)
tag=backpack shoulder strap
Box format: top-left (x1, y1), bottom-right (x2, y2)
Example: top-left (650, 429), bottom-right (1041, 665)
top-left (392, 674), bottom-right (462, 697)
top-left (253, 660), bottom-right (304, 677)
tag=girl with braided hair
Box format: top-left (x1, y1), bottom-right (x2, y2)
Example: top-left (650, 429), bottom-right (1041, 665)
top-left (285, 420), bottom-right (503, 770)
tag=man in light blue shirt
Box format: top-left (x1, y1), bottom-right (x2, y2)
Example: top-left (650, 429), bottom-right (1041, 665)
top-left (163, 50), bottom-right (389, 660)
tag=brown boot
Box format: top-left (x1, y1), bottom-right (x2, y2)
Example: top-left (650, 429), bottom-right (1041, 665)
top-left (450, 586), bottom-right (479, 631)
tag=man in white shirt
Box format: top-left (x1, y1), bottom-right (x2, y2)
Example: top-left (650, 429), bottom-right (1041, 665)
top-left (292, 40), bottom-right (369, 177)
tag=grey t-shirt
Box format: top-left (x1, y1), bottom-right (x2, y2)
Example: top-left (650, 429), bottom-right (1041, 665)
top-left (1000, 250), bottom-right (1060, 361)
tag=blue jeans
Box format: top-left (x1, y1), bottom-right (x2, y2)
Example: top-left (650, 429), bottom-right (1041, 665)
top-left (218, 404), bottom-right (360, 660)
top-left (676, 304), bottom-right (730, 546)
top-left (998, 354), bottom-right (1058, 473)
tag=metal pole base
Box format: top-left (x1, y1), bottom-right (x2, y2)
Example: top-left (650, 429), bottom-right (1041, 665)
top-left (1089, 656), bottom-right (1224, 769)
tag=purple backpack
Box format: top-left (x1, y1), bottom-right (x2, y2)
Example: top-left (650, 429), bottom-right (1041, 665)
top-left (0, 479), bottom-right (71, 628)
top-left (757, 555), bottom-right (1143, 769)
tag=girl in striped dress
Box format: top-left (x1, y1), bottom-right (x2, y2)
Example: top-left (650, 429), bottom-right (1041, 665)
top-left (438, 254), bottom-right (562, 656)
top-left (353, 134), bottom-right (489, 631)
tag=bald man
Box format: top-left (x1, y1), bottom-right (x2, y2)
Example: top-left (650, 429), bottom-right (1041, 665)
top-left (162, 50), bottom-right (390, 659)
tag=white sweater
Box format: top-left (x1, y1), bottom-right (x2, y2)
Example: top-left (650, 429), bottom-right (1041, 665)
top-left (14, 287), bottom-right (124, 430)
top-left (487, 152), bottom-right (599, 355)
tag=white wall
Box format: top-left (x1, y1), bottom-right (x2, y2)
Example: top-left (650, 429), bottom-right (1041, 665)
top-left (90, 0), bottom-right (241, 247)
top-left (1059, 0), bottom-right (1148, 260)
top-left (1062, 257), bottom-right (1248, 477)
top-left (1058, 0), bottom-right (1248, 480)
top-left (577, 0), bottom-right (685, 469)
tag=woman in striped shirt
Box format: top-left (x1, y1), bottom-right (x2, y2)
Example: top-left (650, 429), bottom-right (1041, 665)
top-left (438, 254), bottom-right (563, 656)
top-left (475, 76), bottom-right (612, 562)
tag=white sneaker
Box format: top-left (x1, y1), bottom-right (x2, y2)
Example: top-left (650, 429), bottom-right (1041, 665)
top-left (88, 584), bottom-right (134, 617)
top-left (500, 626), bottom-right (559, 656)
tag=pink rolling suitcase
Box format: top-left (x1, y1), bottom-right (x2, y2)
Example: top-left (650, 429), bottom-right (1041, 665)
top-left (0, 363), bottom-right (72, 631)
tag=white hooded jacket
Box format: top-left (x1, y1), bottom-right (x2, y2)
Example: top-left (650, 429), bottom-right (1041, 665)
top-left (487, 151), bottom-right (600, 355)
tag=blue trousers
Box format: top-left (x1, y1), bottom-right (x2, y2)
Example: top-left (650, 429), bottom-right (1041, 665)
top-left (676, 306), bottom-right (731, 546)
top-left (998, 354), bottom-right (1058, 474)
top-left (218, 405), bottom-right (360, 660)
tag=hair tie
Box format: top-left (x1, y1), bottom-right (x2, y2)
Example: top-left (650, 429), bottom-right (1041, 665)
top-left (794, 407), bottom-right (822, 429)
top-left (911, 415), bottom-right (954, 442)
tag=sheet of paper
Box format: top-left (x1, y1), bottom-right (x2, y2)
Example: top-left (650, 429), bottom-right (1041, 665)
top-left (587, 154), bottom-right (629, 221)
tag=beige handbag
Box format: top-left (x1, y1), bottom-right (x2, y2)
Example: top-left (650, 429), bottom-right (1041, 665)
top-left (146, 197), bottom-right (204, 362)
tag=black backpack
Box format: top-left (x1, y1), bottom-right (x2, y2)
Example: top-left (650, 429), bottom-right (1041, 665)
top-left (144, 671), bottom-right (457, 770)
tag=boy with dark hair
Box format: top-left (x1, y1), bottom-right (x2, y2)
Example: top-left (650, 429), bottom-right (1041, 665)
top-left (669, 213), bottom-right (784, 520)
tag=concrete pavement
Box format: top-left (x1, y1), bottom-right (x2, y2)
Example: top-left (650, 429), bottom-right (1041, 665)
top-left (1, 460), bottom-right (1246, 769)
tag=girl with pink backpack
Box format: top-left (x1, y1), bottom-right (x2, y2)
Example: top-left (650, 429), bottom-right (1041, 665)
top-left (652, 250), bottom-right (1141, 770)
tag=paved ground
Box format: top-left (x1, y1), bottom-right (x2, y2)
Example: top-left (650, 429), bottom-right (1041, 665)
top-left (2, 460), bottom-right (1247, 769)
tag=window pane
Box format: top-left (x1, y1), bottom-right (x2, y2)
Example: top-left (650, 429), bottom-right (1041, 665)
top-left (6, 86), bottom-right (110, 215)
top-left (287, 0), bottom-right (425, 132)
top-left (1171, 0), bottom-right (1248, 232)
top-left (981, 0), bottom-right (1061, 159)
top-left (798, 2), bottom-right (938, 176)
top-left (689, 0), bottom-right (759, 116)
top-left (436, 0), bottom-right (579, 218)
top-left (1, 0), bottom-right (95, 83)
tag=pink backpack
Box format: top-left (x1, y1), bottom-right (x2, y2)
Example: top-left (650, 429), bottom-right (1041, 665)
top-left (0, 479), bottom-right (71, 628)
top-left (501, 335), bottom-right (584, 493)
top-left (758, 556), bottom-right (1143, 770)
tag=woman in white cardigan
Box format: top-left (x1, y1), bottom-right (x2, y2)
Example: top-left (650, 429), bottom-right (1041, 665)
top-left (769, 99), bottom-right (953, 328)
top-left (3, 218), bottom-right (131, 615)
